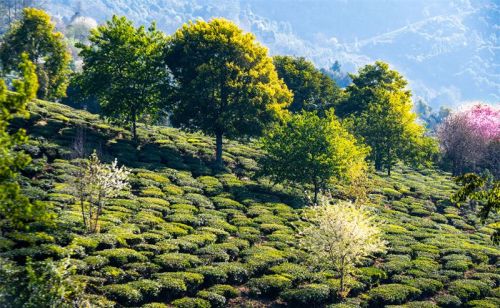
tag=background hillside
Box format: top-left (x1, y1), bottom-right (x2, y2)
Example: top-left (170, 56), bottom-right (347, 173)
top-left (44, 0), bottom-right (500, 109)
top-left (4, 99), bottom-right (498, 307)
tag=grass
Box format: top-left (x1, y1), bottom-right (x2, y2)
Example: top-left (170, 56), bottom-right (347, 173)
top-left (2, 99), bottom-right (499, 307)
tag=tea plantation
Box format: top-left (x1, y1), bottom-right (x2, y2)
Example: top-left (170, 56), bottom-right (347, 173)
top-left (3, 100), bottom-right (499, 307)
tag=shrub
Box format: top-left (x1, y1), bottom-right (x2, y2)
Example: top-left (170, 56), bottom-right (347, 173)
top-left (434, 294), bottom-right (462, 307)
top-left (154, 277), bottom-right (187, 298)
top-left (358, 267), bottom-right (387, 285)
top-left (97, 248), bottom-right (147, 266)
top-left (196, 290), bottom-right (226, 308)
top-left (192, 265), bottom-right (228, 285)
top-left (367, 283), bottom-right (421, 306)
top-left (402, 278), bottom-right (443, 296)
top-left (102, 283), bottom-right (142, 306)
top-left (270, 263), bottom-right (311, 284)
top-left (128, 279), bottom-right (162, 300)
top-left (445, 259), bottom-right (472, 272)
top-left (198, 176), bottom-right (223, 196)
top-left (208, 284), bottom-right (239, 298)
top-left (242, 245), bottom-right (286, 274)
top-left (217, 263), bottom-right (248, 284)
top-left (281, 283), bottom-right (330, 306)
top-left (466, 299), bottom-right (500, 308)
top-left (405, 301), bottom-right (439, 308)
top-left (248, 274), bottom-right (292, 298)
top-left (171, 297), bottom-right (210, 308)
top-left (154, 253), bottom-right (202, 271)
top-left (448, 279), bottom-right (490, 301)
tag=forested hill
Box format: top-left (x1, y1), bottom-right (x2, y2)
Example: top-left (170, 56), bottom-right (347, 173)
top-left (44, 0), bottom-right (500, 108)
top-left (5, 99), bottom-right (499, 307)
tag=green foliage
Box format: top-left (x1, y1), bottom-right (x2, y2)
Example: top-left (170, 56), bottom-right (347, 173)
top-left (448, 279), bottom-right (490, 301)
top-left (367, 283), bottom-right (421, 306)
top-left (154, 253), bottom-right (202, 270)
top-left (273, 55), bottom-right (342, 113)
top-left (0, 53), bottom-right (50, 229)
top-left (248, 274), bottom-right (292, 297)
top-left (280, 283), bottom-right (331, 306)
top-left (171, 297), bottom-right (210, 308)
top-left (0, 8), bottom-right (70, 100)
top-left (165, 18), bottom-right (291, 165)
top-left (76, 15), bottom-right (169, 139)
top-left (259, 111), bottom-right (367, 203)
top-left (340, 61), bottom-right (435, 175)
top-left (0, 256), bottom-right (86, 307)
top-left (452, 173), bottom-right (499, 242)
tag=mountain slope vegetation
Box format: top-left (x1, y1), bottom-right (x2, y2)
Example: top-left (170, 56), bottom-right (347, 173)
top-left (3, 99), bottom-right (498, 307)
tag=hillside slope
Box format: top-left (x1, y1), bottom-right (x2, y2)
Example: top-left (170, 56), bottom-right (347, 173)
top-left (4, 100), bottom-right (500, 307)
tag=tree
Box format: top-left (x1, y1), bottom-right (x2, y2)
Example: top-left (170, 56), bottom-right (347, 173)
top-left (437, 104), bottom-right (500, 176)
top-left (300, 200), bottom-right (386, 298)
top-left (0, 8), bottom-right (71, 100)
top-left (259, 111), bottom-right (367, 204)
top-left (273, 55), bottom-right (343, 113)
top-left (77, 16), bottom-right (170, 140)
top-left (451, 173), bottom-right (499, 243)
top-left (72, 151), bottom-right (130, 233)
top-left (0, 53), bottom-right (49, 230)
top-left (341, 62), bottom-right (433, 175)
top-left (165, 18), bottom-right (292, 166)
top-left (337, 61), bottom-right (409, 118)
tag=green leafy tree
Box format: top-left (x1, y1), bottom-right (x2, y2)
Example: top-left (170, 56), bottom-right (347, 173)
top-left (273, 55), bottom-right (343, 113)
top-left (452, 173), bottom-right (499, 243)
top-left (300, 200), bottom-right (386, 297)
top-left (165, 18), bottom-right (292, 166)
top-left (259, 111), bottom-right (367, 204)
top-left (0, 53), bottom-right (49, 229)
top-left (0, 8), bottom-right (71, 100)
top-left (342, 62), bottom-right (434, 175)
top-left (77, 16), bottom-right (170, 140)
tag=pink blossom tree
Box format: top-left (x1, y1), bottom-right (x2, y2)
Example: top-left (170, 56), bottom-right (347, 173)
top-left (438, 103), bottom-right (500, 176)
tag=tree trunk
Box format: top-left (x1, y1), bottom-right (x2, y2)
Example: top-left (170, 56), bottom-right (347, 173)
top-left (215, 132), bottom-right (223, 167)
top-left (339, 256), bottom-right (346, 298)
top-left (387, 165), bottom-right (391, 176)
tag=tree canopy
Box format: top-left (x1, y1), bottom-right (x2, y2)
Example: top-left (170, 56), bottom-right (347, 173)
top-left (259, 111), bottom-right (367, 204)
top-left (76, 15), bottom-right (170, 140)
top-left (165, 18), bottom-right (292, 166)
top-left (341, 62), bottom-right (435, 175)
top-left (273, 55), bottom-right (342, 113)
top-left (0, 8), bottom-right (71, 100)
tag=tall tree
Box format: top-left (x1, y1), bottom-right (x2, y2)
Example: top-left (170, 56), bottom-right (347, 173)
top-left (0, 8), bottom-right (71, 100)
top-left (341, 62), bottom-right (434, 175)
top-left (0, 53), bottom-right (48, 229)
top-left (337, 61), bottom-right (408, 118)
top-left (165, 18), bottom-right (291, 166)
top-left (77, 16), bottom-right (170, 140)
top-left (273, 56), bottom-right (342, 113)
top-left (259, 111), bottom-right (367, 204)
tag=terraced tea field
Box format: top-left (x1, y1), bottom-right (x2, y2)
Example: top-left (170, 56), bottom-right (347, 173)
top-left (3, 100), bottom-right (499, 307)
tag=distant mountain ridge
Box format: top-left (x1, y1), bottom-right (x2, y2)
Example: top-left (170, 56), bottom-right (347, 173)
top-left (45, 0), bottom-right (499, 108)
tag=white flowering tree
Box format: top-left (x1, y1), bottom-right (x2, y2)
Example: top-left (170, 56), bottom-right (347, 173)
top-left (74, 151), bottom-right (130, 233)
top-left (300, 200), bottom-right (386, 298)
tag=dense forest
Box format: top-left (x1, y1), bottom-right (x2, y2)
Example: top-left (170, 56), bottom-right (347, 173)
top-left (0, 5), bottom-right (499, 308)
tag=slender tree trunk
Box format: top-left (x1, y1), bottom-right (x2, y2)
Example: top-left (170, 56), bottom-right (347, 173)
top-left (387, 165), bottom-right (391, 176)
top-left (132, 110), bottom-right (137, 141)
top-left (215, 132), bottom-right (223, 167)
